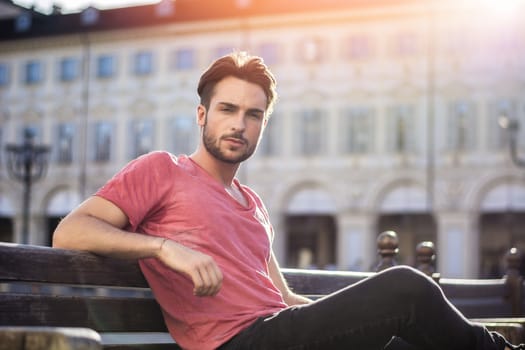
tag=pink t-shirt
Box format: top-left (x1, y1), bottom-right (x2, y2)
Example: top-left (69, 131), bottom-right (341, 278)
top-left (96, 151), bottom-right (287, 350)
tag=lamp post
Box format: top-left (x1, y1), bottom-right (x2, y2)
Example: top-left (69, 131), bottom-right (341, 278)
top-left (499, 115), bottom-right (525, 168)
top-left (5, 128), bottom-right (50, 244)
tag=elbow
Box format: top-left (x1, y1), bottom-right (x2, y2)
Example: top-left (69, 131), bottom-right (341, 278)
top-left (52, 226), bottom-right (66, 249)
top-left (52, 218), bottom-right (73, 249)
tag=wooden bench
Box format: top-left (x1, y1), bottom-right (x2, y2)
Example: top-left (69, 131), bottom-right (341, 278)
top-left (1, 242), bottom-right (524, 349)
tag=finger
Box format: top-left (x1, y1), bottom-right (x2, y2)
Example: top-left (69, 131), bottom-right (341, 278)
top-left (200, 264), bottom-right (221, 296)
top-left (209, 264), bottom-right (223, 296)
top-left (195, 262), bottom-right (222, 296)
top-left (194, 260), bottom-right (216, 296)
top-left (202, 264), bottom-right (222, 296)
top-left (191, 269), bottom-right (205, 296)
top-left (194, 268), bottom-right (210, 296)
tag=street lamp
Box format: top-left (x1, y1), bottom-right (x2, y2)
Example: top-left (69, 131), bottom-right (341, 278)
top-left (5, 128), bottom-right (50, 244)
top-left (498, 115), bottom-right (525, 168)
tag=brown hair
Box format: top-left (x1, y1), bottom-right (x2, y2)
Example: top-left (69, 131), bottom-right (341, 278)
top-left (197, 51), bottom-right (277, 117)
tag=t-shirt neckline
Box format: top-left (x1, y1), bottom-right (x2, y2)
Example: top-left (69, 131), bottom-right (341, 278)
top-left (184, 156), bottom-right (254, 210)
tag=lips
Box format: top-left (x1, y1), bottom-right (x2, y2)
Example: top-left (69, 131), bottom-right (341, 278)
top-left (223, 137), bottom-right (246, 146)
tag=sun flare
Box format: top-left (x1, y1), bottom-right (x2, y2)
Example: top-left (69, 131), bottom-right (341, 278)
top-left (478, 0), bottom-right (523, 16)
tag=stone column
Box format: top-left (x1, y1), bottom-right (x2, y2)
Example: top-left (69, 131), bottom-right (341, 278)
top-left (269, 207), bottom-right (287, 264)
top-left (337, 212), bottom-right (375, 272)
top-left (435, 210), bottom-right (479, 278)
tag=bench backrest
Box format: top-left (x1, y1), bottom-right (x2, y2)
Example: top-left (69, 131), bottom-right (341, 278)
top-left (282, 267), bottom-right (524, 318)
top-left (0, 243), bottom-right (165, 334)
top-left (1, 243), bottom-right (524, 330)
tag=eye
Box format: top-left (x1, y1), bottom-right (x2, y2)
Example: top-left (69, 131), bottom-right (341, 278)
top-left (248, 112), bottom-right (263, 119)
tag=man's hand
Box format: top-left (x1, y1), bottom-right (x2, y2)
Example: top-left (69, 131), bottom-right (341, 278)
top-left (157, 239), bottom-right (223, 297)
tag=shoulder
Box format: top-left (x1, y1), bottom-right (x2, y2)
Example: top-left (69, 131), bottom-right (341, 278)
top-left (240, 184), bottom-right (265, 207)
top-left (137, 150), bottom-right (177, 163)
top-left (127, 151), bottom-right (182, 170)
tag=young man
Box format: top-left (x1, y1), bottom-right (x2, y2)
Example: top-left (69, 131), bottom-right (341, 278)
top-left (53, 52), bottom-right (523, 350)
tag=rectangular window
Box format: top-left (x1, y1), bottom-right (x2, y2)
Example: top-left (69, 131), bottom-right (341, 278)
top-left (344, 35), bottom-right (371, 60)
top-left (298, 38), bottom-right (324, 63)
top-left (258, 43), bottom-right (280, 66)
top-left (392, 32), bottom-right (418, 57)
top-left (447, 101), bottom-right (476, 152)
top-left (133, 51), bottom-right (154, 76)
top-left (0, 64), bottom-right (10, 87)
top-left (15, 13), bottom-right (32, 32)
top-left (298, 109), bottom-right (325, 156)
top-left (387, 105), bottom-right (415, 154)
top-left (93, 121), bottom-right (113, 162)
top-left (0, 127), bottom-right (3, 165)
top-left (25, 60), bottom-right (43, 84)
top-left (56, 123), bottom-right (75, 164)
top-left (489, 99), bottom-right (516, 151)
top-left (130, 119), bottom-right (155, 158)
top-left (168, 115), bottom-right (198, 155)
top-left (213, 46), bottom-right (235, 60)
top-left (59, 57), bottom-right (79, 82)
top-left (97, 55), bottom-right (116, 78)
top-left (340, 107), bottom-right (374, 154)
top-left (171, 48), bottom-right (195, 70)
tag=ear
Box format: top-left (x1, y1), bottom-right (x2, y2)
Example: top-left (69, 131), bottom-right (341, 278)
top-left (196, 105), bottom-right (206, 126)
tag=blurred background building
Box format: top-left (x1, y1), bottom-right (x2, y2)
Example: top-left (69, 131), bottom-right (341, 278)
top-left (0, 0), bottom-right (524, 278)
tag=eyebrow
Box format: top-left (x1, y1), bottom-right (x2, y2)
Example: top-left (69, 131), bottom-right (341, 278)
top-left (218, 102), bottom-right (265, 115)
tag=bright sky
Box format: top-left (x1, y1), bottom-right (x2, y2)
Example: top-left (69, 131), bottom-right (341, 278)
top-left (14, 0), bottom-right (160, 13)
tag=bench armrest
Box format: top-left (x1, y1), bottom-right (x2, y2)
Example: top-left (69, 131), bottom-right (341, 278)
top-left (471, 318), bottom-right (525, 344)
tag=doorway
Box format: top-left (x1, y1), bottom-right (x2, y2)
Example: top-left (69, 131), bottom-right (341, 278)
top-left (0, 217), bottom-right (14, 242)
top-left (285, 215), bottom-right (336, 269)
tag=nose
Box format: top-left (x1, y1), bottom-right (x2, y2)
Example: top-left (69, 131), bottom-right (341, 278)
top-left (231, 112), bottom-right (246, 132)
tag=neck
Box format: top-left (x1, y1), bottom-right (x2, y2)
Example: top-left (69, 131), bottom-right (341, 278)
top-left (189, 151), bottom-right (240, 187)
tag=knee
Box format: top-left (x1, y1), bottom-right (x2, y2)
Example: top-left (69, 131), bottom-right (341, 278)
top-left (380, 266), bottom-right (439, 299)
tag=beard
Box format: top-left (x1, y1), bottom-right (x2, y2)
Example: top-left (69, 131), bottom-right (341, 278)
top-left (202, 120), bottom-right (258, 164)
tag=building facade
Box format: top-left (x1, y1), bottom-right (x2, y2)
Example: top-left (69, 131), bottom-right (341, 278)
top-left (0, 0), bottom-right (524, 278)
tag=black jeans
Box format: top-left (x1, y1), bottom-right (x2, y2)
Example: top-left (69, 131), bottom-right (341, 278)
top-left (219, 266), bottom-right (514, 350)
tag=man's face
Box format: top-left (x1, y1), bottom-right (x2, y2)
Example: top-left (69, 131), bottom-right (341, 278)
top-left (198, 76), bottom-right (267, 164)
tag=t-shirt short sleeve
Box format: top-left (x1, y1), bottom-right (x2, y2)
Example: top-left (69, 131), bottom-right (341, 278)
top-left (96, 151), bottom-right (174, 231)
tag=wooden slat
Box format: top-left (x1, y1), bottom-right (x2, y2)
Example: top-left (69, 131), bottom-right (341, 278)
top-left (101, 333), bottom-right (180, 350)
top-left (104, 345), bottom-right (180, 350)
top-left (0, 326), bottom-right (102, 350)
top-left (440, 280), bottom-right (507, 298)
top-left (0, 243), bottom-right (147, 288)
top-left (450, 299), bottom-right (514, 318)
top-left (283, 268), bottom-right (523, 318)
top-left (283, 268), bottom-right (373, 294)
top-left (2, 243), bottom-right (524, 342)
top-left (0, 294), bottom-right (168, 333)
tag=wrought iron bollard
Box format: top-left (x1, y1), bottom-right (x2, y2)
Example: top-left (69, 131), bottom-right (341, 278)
top-left (504, 247), bottom-right (523, 316)
top-left (415, 241), bottom-right (440, 282)
top-left (375, 230), bottom-right (399, 272)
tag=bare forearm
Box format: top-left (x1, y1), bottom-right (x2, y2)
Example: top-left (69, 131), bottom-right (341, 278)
top-left (53, 214), bottom-right (162, 259)
top-left (267, 251), bottom-right (312, 306)
top-left (53, 196), bottom-right (223, 297)
top-left (283, 291), bottom-right (313, 306)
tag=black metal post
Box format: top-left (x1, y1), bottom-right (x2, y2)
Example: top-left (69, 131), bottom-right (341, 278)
top-left (5, 128), bottom-right (50, 244)
top-left (499, 115), bottom-right (525, 168)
